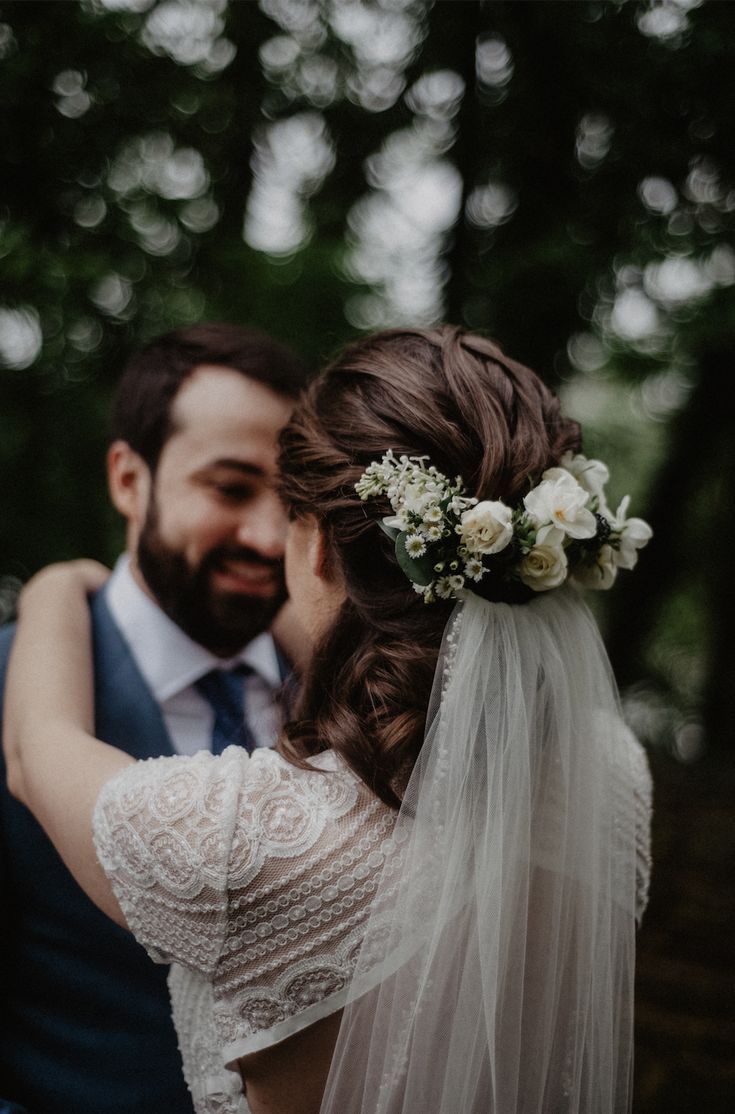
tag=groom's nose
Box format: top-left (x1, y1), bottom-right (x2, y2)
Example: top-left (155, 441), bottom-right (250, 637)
top-left (234, 494), bottom-right (287, 560)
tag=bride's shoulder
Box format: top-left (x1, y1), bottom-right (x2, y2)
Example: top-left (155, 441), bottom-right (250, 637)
top-left (241, 746), bottom-right (383, 822)
top-left (100, 743), bottom-right (346, 786)
top-left (94, 748), bottom-right (389, 868)
top-left (98, 739), bottom-right (369, 810)
top-left (247, 746), bottom-right (370, 794)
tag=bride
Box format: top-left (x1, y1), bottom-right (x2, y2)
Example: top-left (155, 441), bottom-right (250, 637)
top-left (3, 326), bottom-right (652, 1114)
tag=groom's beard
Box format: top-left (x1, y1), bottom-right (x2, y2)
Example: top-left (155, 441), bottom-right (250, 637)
top-left (136, 497), bottom-right (287, 658)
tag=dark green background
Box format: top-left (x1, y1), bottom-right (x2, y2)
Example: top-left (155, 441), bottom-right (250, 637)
top-left (1, 1), bottom-right (733, 1107)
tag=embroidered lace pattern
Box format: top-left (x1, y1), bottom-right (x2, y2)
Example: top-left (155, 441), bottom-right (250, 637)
top-left (92, 735), bottom-right (651, 1114)
top-left (93, 746), bottom-right (396, 1114)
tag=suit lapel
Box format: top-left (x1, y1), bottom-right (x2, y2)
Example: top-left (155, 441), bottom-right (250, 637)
top-left (90, 591), bottom-right (175, 760)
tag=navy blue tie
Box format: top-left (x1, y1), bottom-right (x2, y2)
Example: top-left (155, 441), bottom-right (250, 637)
top-left (195, 665), bottom-right (257, 755)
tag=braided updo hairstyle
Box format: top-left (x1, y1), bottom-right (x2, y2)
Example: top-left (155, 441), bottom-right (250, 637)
top-left (277, 326), bottom-right (581, 808)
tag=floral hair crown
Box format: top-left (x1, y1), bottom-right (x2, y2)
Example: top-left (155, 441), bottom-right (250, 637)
top-left (355, 450), bottom-right (652, 603)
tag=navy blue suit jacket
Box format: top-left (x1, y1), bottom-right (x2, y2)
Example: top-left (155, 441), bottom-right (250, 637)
top-left (0, 592), bottom-right (195, 1114)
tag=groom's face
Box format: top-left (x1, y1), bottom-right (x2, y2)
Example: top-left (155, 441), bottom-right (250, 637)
top-left (126, 365), bottom-right (293, 656)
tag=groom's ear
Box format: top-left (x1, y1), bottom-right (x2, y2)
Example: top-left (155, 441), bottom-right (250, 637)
top-left (106, 441), bottom-right (152, 529)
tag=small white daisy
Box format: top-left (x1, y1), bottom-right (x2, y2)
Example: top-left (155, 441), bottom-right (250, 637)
top-left (405, 534), bottom-right (427, 558)
top-left (464, 558), bottom-right (485, 581)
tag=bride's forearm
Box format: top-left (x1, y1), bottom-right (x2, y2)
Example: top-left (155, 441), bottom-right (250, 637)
top-left (5, 564), bottom-right (99, 798)
top-left (3, 562), bottom-right (133, 924)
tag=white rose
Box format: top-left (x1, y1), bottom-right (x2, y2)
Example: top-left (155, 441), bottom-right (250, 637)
top-left (610, 496), bottom-right (653, 569)
top-left (559, 452), bottom-right (610, 501)
top-left (458, 500), bottom-right (513, 555)
top-left (524, 471), bottom-right (597, 544)
top-left (519, 544), bottom-right (568, 591)
top-left (572, 544), bottom-right (618, 589)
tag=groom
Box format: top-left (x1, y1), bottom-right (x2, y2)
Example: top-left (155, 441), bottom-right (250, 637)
top-left (0, 324), bottom-right (309, 1114)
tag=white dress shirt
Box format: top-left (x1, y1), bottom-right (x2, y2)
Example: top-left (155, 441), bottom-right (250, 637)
top-left (105, 556), bottom-right (283, 755)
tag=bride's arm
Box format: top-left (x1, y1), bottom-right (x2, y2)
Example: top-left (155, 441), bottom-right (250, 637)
top-left (3, 561), bottom-right (133, 925)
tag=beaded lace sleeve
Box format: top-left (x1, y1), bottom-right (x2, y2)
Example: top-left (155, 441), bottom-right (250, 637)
top-left (93, 747), bottom-right (252, 974)
top-left (92, 745), bottom-right (397, 1057)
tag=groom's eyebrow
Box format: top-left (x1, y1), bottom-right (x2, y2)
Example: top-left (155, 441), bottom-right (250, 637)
top-left (195, 459), bottom-right (267, 479)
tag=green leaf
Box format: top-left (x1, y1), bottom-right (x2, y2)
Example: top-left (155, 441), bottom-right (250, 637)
top-left (395, 532), bottom-right (433, 586)
top-left (379, 520), bottom-right (400, 541)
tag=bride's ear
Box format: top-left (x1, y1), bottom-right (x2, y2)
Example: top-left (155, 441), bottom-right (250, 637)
top-left (107, 441), bottom-right (151, 527)
top-left (298, 517), bottom-right (339, 584)
top-left (311, 523), bottom-right (338, 583)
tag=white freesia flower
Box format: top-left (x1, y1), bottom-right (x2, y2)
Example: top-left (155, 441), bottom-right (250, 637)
top-left (519, 543), bottom-right (568, 591)
top-left (400, 482), bottom-right (434, 516)
top-left (560, 452), bottom-right (610, 501)
top-left (572, 544), bottom-right (617, 589)
top-left (449, 494), bottom-right (476, 516)
top-left (458, 500), bottom-right (513, 555)
top-left (523, 470), bottom-right (597, 544)
top-left (382, 513), bottom-right (407, 532)
top-left (610, 496), bottom-right (653, 569)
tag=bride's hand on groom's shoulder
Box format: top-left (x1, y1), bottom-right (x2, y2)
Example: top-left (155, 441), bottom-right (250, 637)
top-left (18, 559), bottom-right (110, 614)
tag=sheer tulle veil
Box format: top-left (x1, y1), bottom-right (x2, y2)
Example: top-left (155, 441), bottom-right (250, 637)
top-left (320, 586), bottom-right (650, 1114)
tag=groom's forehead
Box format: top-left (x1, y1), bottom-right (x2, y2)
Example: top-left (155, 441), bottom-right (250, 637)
top-left (156, 364), bottom-right (291, 475)
top-left (169, 365), bottom-right (289, 434)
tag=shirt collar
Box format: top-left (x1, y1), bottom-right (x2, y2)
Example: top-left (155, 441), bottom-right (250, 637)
top-left (105, 555), bottom-right (281, 702)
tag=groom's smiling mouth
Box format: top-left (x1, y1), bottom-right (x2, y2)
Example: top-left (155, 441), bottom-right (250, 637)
top-left (210, 556), bottom-right (282, 597)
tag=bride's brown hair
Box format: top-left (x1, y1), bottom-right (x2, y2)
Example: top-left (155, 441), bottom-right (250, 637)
top-left (278, 326), bottom-right (581, 808)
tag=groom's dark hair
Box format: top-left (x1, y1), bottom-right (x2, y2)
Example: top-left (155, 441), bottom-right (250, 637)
top-left (111, 322), bottom-right (310, 471)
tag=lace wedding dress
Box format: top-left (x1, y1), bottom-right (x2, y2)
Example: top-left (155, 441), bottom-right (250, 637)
top-left (93, 593), bottom-right (653, 1114)
top-left (93, 746), bottom-right (396, 1114)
